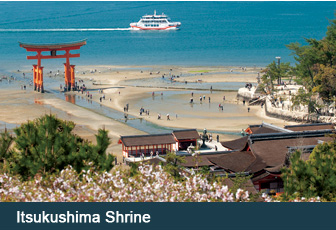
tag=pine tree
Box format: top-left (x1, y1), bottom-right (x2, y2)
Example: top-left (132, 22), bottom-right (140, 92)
top-left (3, 114), bottom-right (114, 179)
top-left (282, 141), bottom-right (336, 201)
top-left (0, 131), bottom-right (13, 159)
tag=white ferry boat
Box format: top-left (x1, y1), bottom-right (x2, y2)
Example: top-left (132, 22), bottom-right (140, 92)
top-left (130, 10), bottom-right (181, 30)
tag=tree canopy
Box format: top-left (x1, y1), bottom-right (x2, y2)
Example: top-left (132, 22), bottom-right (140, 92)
top-left (287, 16), bottom-right (336, 102)
top-left (282, 140), bottom-right (336, 201)
top-left (0, 114), bottom-right (114, 179)
top-left (261, 61), bottom-right (292, 92)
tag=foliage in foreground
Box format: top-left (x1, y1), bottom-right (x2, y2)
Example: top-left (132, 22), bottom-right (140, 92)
top-left (282, 140), bottom-right (336, 201)
top-left (0, 164), bottom-right (321, 202)
top-left (0, 114), bottom-right (114, 180)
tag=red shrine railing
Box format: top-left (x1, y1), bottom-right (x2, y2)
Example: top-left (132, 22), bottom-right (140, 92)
top-left (19, 39), bottom-right (87, 93)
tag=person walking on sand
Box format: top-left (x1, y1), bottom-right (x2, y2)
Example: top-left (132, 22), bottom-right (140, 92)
top-left (191, 92), bottom-right (194, 97)
top-left (209, 97), bottom-right (211, 103)
top-left (167, 114), bottom-right (170, 120)
top-left (248, 107), bottom-right (250, 113)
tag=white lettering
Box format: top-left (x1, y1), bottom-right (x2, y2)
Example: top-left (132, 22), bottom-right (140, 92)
top-left (105, 211), bottom-right (151, 224)
top-left (59, 214), bottom-right (66, 223)
top-left (26, 214), bottom-right (33, 223)
top-left (92, 214), bottom-right (100, 223)
top-left (105, 211), bottom-right (115, 223)
top-left (143, 214), bottom-right (151, 223)
top-left (42, 211), bottom-right (50, 223)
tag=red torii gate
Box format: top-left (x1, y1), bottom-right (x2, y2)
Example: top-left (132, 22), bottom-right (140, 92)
top-left (19, 39), bottom-right (86, 93)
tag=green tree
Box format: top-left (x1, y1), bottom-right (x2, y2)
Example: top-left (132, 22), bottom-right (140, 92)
top-left (0, 131), bottom-right (14, 173)
top-left (2, 114), bottom-right (114, 179)
top-left (164, 152), bottom-right (186, 179)
top-left (286, 16), bottom-right (336, 102)
top-left (261, 61), bottom-right (292, 92)
top-left (282, 141), bottom-right (336, 201)
top-left (312, 64), bottom-right (336, 101)
top-left (290, 87), bottom-right (319, 119)
top-left (286, 40), bottom-right (320, 90)
top-left (0, 131), bottom-right (13, 159)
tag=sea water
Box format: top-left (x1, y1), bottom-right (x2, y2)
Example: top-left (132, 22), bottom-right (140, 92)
top-left (0, 1), bottom-right (335, 72)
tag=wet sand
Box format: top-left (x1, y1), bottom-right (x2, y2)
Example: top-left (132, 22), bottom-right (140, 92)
top-left (0, 65), bottom-right (299, 160)
top-left (72, 65), bottom-right (298, 132)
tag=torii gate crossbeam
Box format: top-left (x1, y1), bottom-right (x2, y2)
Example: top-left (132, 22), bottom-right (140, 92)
top-left (19, 39), bottom-right (86, 93)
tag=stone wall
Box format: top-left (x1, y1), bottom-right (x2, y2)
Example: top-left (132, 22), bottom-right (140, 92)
top-left (264, 96), bottom-right (336, 124)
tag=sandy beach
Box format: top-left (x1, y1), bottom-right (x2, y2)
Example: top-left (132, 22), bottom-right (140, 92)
top-left (73, 65), bottom-right (297, 131)
top-left (0, 65), bottom-right (299, 160)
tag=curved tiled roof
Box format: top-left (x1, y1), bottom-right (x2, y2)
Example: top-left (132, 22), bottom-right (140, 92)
top-left (120, 133), bottom-right (175, 147)
top-left (284, 123), bottom-right (334, 132)
top-left (221, 136), bottom-right (248, 151)
top-left (173, 129), bottom-right (199, 140)
top-left (207, 151), bottom-right (256, 173)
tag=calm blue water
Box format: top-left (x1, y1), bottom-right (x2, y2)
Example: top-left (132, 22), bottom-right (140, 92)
top-left (0, 1), bottom-right (335, 71)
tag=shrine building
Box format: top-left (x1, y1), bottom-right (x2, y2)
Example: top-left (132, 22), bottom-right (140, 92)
top-left (119, 129), bottom-right (201, 158)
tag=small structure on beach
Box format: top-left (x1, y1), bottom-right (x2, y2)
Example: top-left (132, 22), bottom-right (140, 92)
top-left (19, 39), bottom-right (86, 92)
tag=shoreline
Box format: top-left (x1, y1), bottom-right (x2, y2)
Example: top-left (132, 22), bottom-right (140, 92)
top-left (0, 64), bottom-right (299, 160)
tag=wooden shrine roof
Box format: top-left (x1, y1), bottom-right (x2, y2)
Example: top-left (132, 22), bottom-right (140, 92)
top-left (221, 136), bottom-right (248, 151)
top-left (207, 151), bottom-right (256, 173)
top-left (120, 133), bottom-right (176, 147)
top-left (284, 123), bottom-right (334, 132)
top-left (172, 129), bottom-right (200, 140)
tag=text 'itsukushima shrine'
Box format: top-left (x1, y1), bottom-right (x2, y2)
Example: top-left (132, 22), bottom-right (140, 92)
top-left (19, 39), bottom-right (87, 93)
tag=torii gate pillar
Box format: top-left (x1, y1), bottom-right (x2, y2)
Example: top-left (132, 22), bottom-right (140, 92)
top-left (64, 64), bottom-right (76, 91)
top-left (33, 65), bottom-right (44, 93)
top-left (19, 40), bottom-right (86, 93)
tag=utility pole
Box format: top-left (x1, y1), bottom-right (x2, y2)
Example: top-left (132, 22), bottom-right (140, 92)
top-left (334, 95), bottom-right (336, 117)
top-left (276, 56), bottom-right (281, 85)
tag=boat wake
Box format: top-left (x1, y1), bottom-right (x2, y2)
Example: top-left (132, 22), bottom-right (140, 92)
top-left (0, 28), bottom-right (132, 32)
